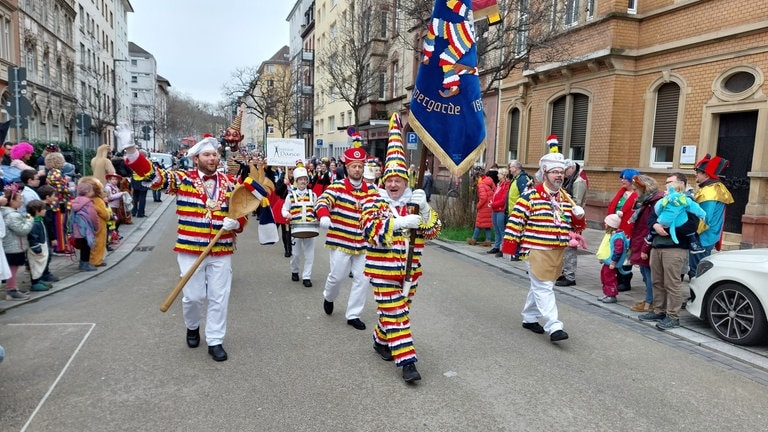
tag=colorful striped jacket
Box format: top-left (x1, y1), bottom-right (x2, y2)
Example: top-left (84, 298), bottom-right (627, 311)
top-left (314, 178), bottom-right (373, 255)
top-left (360, 190), bottom-right (441, 282)
top-left (501, 183), bottom-right (586, 255)
top-left (125, 153), bottom-right (246, 256)
top-left (282, 187), bottom-right (317, 224)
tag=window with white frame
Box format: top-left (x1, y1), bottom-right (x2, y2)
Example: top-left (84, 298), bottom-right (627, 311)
top-left (565, 0), bottom-right (580, 26)
top-left (378, 71), bottom-right (386, 99)
top-left (0, 16), bottom-right (10, 61)
top-left (329, 115), bottom-right (336, 131)
top-left (507, 107), bottom-right (521, 160)
top-left (391, 62), bottom-right (400, 98)
top-left (651, 82), bottom-right (680, 164)
top-left (628, 0), bottom-right (637, 14)
top-left (515, 0), bottom-right (529, 58)
top-left (587, 0), bottom-right (595, 19)
top-left (340, 112), bottom-right (345, 126)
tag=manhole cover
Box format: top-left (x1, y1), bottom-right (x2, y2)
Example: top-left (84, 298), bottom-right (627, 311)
top-left (134, 246), bottom-right (155, 252)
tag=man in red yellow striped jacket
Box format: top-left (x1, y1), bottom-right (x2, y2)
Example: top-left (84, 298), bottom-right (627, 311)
top-left (501, 152), bottom-right (586, 343)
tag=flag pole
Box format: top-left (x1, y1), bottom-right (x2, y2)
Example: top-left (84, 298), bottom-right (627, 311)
top-left (403, 146), bottom-right (429, 292)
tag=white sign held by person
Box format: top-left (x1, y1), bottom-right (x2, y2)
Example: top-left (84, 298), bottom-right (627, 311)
top-left (266, 138), bottom-right (306, 166)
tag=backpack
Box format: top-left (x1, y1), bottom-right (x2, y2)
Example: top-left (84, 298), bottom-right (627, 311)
top-left (67, 203), bottom-right (96, 249)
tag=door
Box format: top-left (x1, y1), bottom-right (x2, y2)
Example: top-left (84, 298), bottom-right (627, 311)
top-left (715, 111), bottom-right (756, 234)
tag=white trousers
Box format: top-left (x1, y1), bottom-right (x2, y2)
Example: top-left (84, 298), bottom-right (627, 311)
top-left (290, 237), bottom-right (315, 279)
top-left (521, 261), bottom-right (563, 334)
top-left (323, 249), bottom-right (367, 320)
top-left (178, 253), bottom-right (232, 346)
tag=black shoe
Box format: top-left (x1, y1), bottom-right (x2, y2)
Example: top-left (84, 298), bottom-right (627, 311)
top-left (555, 279), bottom-right (576, 287)
top-left (348, 271), bottom-right (353, 278)
top-left (42, 274), bottom-right (60, 282)
top-left (302, 279), bottom-right (312, 287)
top-left (522, 322), bottom-right (545, 334)
top-left (323, 299), bottom-right (334, 315)
top-left (347, 318), bottom-right (366, 330)
top-left (402, 363), bottom-right (421, 383)
top-left (373, 342), bottom-right (394, 361)
top-left (207, 344), bottom-right (228, 361)
top-left (186, 328), bottom-right (200, 348)
top-left (291, 272), bottom-right (299, 282)
top-left (556, 275), bottom-right (567, 283)
top-left (550, 330), bottom-right (569, 342)
top-left (495, 252), bottom-right (503, 258)
top-left (510, 255), bottom-right (521, 261)
top-left (617, 284), bottom-right (631, 292)
top-left (486, 248), bottom-right (499, 254)
top-left (284, 251), bottom-right (292, 257)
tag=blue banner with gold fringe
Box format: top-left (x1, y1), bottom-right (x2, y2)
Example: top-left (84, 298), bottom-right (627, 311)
top-left (409, 0), bottom-right (487, 177)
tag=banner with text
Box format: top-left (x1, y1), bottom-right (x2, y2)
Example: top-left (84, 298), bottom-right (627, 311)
top-left (266, 138), bottom-right (306, 167)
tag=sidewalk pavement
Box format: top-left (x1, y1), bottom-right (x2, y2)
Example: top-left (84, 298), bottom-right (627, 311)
top-left (0, 194), bottom-right (174, 314)
top-left (3, 195), bottom-right (767, 372)
top-left (431, 229), bottom-right (768, 372)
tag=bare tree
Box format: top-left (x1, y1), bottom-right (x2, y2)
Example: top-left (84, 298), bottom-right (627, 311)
top-left (165, 91), bottom-right (228, 147)
top-left (315, 0), bottom-right (387, 127)
top-left (396, 0), bottom-right (581, 93)
top-left (270, 65), bottom-right (298, 138)
top-left (77, 57), bottom-right (112, 146)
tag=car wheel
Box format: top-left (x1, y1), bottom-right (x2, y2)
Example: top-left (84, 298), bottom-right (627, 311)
top-left (706, 283), bottom-right (768, 346)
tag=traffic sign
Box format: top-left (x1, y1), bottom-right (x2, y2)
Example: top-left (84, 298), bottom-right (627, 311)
top-left (406, 132), bottom-right (418, 150)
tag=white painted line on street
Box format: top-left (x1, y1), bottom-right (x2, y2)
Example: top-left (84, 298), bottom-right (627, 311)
top-left (8, 322), bottom-right (96, 432)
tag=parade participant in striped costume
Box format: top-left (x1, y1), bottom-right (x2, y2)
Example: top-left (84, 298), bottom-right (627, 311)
top-left (315, 129), bottom-right (373, 331)
top-left (281, 160), bottom-right (317, 287)
top-left (117, 125), bottom-right (270, 362)
top-left (501, 152), bottom-right (586, 343)
top-left (360, 113), bottom-right (441, 383)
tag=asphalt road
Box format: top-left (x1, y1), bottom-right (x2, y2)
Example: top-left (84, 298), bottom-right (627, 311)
top-left (1, 206), bottom-right (767, 431)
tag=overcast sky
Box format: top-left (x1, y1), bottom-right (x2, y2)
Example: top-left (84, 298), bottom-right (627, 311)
top-left (127, 0), bottom-right (295, 104)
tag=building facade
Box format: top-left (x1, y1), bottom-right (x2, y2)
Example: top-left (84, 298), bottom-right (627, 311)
top-left (128, 41), bottom-right (157, 151)
top-left (287, 0), bottom-right (315, 158)
top-left (496, 0), bottom-right (768, 247)
top-left (16, 0), bottom-right (78, 144)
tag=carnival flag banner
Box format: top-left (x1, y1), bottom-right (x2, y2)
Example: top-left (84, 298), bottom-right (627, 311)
top-left (409, 0), bottom-right (487, 176)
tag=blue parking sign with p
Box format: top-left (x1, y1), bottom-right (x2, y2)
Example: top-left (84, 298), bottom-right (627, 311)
top-left (406, 132), bottom-right (418, 150)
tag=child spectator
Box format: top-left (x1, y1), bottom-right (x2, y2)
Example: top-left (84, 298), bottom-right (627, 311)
top-left (0, 194), bottom-right (12, 296)
top-left (19, 169), bottom-right (41, 215)
top-left (70, 177), bottom-right (108, 271)
top-left (45, 152), bottom-right (73, 255)
top-left (2, 184), bottom-right (33, 300)
top-left (26, 199), bottom-right (51, 291)
top-left (35, 185), bottom-right (60, 282)
top-left (105, 174), bottom-right (124, 243)
top-left (596, 213), bottom-right (630, 304)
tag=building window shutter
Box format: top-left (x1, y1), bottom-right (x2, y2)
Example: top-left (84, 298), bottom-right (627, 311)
top-left (652, 83), bottom-right (680, 162)
top-left (551, 96), bottom-right (566, 146)
top-left (570, 94), bottom-right (588, 160)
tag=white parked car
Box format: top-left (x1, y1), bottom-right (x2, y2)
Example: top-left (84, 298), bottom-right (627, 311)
top-left (687, 249), bottom-right (768, 346)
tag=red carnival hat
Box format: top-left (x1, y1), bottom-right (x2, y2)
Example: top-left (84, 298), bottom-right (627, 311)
top-left (695, 153), bottom-right (729, 180)
top-left (343, 126), bottom-right (367, 164)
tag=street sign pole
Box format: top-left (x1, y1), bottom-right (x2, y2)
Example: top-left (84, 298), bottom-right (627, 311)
top-left (13, 67), bottom-right (20, 140)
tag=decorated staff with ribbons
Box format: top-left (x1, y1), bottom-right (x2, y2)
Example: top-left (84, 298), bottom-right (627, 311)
top-left (361, 114), bottom-right (441, 384)
top-left (501, 152), bottom-right (586, 343)
top-left (117, 125), bottom-right (272, 362)
top-left (281, 160), bottom-right (318, 287)
top-left (314, 130), bottom-right (373, 331)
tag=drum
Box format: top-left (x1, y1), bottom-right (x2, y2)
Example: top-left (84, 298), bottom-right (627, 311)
top-left (291, 222), bottom-right (319, 238)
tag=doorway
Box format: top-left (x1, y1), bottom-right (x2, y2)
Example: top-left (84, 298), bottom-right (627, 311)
top-left (715, 111), bottom-right (756, 233)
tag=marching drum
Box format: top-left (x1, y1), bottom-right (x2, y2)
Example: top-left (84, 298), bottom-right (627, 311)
top-left (291, 222), bottom-right (319, 238)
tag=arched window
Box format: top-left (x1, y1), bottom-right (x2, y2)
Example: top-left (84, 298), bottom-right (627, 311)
top-left (651, 82), bottom-right (681, 163)
top-left (550, 93), bottom-right (589, 161)
top-left (507, 107), bottom-right (520, 160)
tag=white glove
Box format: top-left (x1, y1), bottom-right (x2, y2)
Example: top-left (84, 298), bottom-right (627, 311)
top-left (319, 216), bottom-right (332, 230)
top-left (393, 214), bottom-right (421, 230)
top-left (222, 217), bottom-right (240, 232)
top-left (410, 189), bottom-right (428, 209)
top-left (115, 123), bottom-right (135, 153)
top-left (572, 205), bottom-right (585, 218)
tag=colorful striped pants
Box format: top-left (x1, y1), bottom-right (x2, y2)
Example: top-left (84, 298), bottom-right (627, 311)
top-left (371, 276), bottom-right (418, 367)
